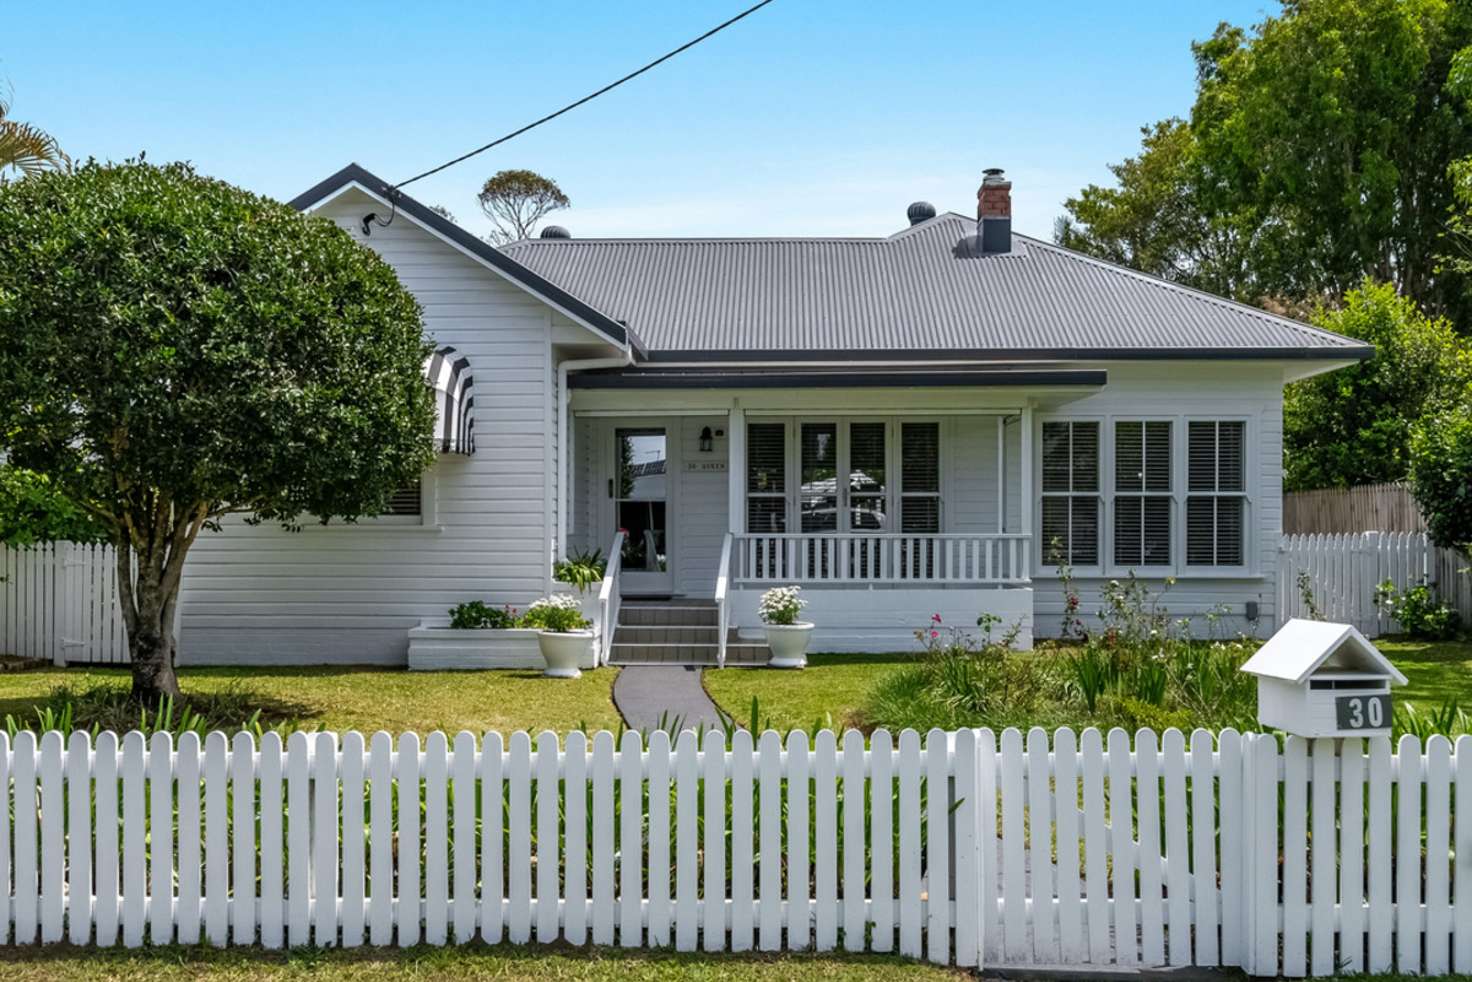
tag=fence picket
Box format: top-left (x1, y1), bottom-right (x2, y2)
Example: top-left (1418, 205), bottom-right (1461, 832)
top-left (1280, 737), bottom-right (1308, 978)
top-left (1025, 727), bottom-right (1056, 963)
top-left (869, 728), bottom-right (895, 954)
top-left (787, 729), bottom-right (812, 951)
top-left (39, 731), bottom-right (64, 944)
top-left (897, 729), bottom-right (923, 960)
top-left (257, 733), bottom-right (284, 948)
top-left (179, 733), bottom-right (205, 945)
top-left (120, 731), bottom-right (146, 948)
top-left (285, 733), bottom-right (311, 947)
top-left (1052, 727), bottom-right (1084, 964)
top-left (730, 729), bottom-right (755, 953)
top-left (999, 728), bottom-right (1026, 962)
top-left (314, 731), bottom-right (341, 947)
top-left (841, 729), bottom-right (867, 953)
top-left (1135, 728), bottom-right (1164, 968)
top-left (703, 729), bottom-right (728, 953)
top-left (505, 731), bottom-right (530, 945)
top-left (233, 732), bottom-right (257, 946)
top-left (952, 729), bottom-right (980, 968)
top-left (1080, 727), bottom-right (1109, 962)
top-left (562, 731), bottom-right (588, 947)
top-left (1183, 730), bottom-right (1212, 966)
top-left (1367, 736), bottom-right (1394, 973)
top-left (924, 728), bottom-right (949, 965)
top-left (589, 730), bottom-right (614, 946)
top-left (533, 732), bottom-right (558, 944)
top-left (1338, 739), bottom-right (1366, 974)
top-left (815, 729), bottom-right (839, 953)
top-left (675, 730), bottom-right (700, 952)
top-left (640, 730), bottom-right (665, 947)
top-left (1309, 738), bottom-right (1336, 977)
top-left (341, 732), bottom-right (367, 948)
top-left (12, 730), bottom-right (40, 945)
top-left (1454, 735), bottom-right (1472, 973)
top-left (143, 732), bottom-right (172, 945)
top-left (758, 729), bottom-right (783, 952)
top-left (93, 731), bottom-right (118, 947)
top-left (1425, 736), bottom-right (1452, 975)
top-left (1396, 735), bottom-right (1423, 975)
top-left (368, 732), bottom-right (394, 946)
top-left (65, 731), bottom-right (92, 944)
top-left (1107, 729), bottom-right (1137, 966)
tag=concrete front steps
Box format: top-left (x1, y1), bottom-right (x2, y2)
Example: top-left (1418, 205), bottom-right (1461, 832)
top-left (609, 600), bottom-right (770, 666)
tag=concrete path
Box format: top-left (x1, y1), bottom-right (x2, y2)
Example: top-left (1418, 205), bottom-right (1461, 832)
top-left (612, 665), bottom-right (726, 733)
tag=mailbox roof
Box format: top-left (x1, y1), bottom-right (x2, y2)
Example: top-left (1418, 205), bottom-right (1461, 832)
top-left (1240, 619), bottom-right (1408, 686)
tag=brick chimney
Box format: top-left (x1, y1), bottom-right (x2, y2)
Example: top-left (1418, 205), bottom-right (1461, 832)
top-left (977, 168), bottom-right (1012, 254)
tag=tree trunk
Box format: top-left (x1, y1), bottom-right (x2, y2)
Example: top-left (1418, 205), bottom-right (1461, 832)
top-left (116, 535), bottom-right (184, 704)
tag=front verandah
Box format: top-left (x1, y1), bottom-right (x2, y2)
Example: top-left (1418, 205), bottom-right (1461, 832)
top-left (564, 387), bottom-right (1080, 658)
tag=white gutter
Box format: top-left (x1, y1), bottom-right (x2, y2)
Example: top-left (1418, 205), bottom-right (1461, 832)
top-left (556, 351), bottom-right (634, 565)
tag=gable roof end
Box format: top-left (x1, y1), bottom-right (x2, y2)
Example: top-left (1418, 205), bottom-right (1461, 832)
top-left (290, 164), bottom-right (634, 352)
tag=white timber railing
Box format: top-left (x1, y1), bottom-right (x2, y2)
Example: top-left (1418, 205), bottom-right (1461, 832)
top-left (733, 532), bottom-right (1030, 586)
top-left (714, 532), bottom-right (733, 668)
top-left (595, 531), bottom-right (625, 666)
top-left (2, 725), bottom-right (1468, 976)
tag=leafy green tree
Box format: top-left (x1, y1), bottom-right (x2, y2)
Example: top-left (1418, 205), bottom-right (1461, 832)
top-left (1060, 0), bottom-right (1472, 322)
top-left (1284, 281), bottom-right (1472, 490)
top-left (0, 466), bottom-right (108, 545)
top-left (1409, 396), bottom-right (1472, 550)
top-left (477, 169), bottom-right (569, 244)
top-left (0, 161), bottom-right (436, 701)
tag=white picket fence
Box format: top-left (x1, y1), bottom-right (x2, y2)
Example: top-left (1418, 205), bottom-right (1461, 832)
top-left (0, 543), bottom-right (127, 664)
top-left (1279, 531), bottom-right (1472, 637)
top-left (2, 725), bottom-right (1468, 976)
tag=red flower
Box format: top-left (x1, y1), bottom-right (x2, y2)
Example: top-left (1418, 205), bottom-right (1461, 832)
top-left (930, 629), bottom-right (939, 639)
top-left (931, 613), bottom-right (943, 624)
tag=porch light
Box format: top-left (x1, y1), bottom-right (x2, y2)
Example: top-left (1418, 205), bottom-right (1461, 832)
top-left (699, 426), bottom-right (714, 453)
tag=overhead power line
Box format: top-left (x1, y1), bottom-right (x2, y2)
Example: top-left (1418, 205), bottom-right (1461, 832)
top-left (392, 0), bottom-right (779, 191)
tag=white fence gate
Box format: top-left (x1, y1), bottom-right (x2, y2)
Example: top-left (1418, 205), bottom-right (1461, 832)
top-left (0, 543), bottom-right (128, 665)
top-left (2, 724), bottom-right (1468, 977)
top-left (1279, 531), bottom-right (1472, 636)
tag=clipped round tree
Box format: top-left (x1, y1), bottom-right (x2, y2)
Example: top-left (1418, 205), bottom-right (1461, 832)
top-left (0, 161), bottom-right (436, 702)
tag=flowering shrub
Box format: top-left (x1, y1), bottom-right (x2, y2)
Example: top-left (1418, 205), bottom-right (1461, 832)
top-left (520, 594), bottom-right (592, 633)
top-left (447, 601), bottom-right (518, 630)
top-left (758, 585), bottom-right (808, 626)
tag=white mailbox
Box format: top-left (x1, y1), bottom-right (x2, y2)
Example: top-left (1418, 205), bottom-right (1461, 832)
top-left (1241, 619), bottom-right (1406, 738)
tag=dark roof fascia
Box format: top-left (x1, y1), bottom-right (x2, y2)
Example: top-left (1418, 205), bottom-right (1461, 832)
top-left (569, 368), bottom-right (1109, 390)
top-left (636, 345), bottom-right (1376, 364)
top-left (289, 164), bottom-right (630, 349)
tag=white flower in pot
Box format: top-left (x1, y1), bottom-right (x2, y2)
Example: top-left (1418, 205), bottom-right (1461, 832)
top-left (758, 585), bottom-right (812, 669)
top-left (525, 594), bottom-right (593, 678)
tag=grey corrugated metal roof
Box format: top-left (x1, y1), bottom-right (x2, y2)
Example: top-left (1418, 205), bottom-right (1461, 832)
top-left (502, 213), bottom-right (1370, 361)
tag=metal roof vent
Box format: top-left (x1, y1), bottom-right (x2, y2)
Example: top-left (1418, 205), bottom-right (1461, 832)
top-left (906, 201), bottom-right (937, 226)
top-left (539, 225), bottom-right (571, 239)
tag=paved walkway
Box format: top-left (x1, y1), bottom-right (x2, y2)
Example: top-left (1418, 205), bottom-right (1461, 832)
top-left (612, 665), bottom-right (726, 733)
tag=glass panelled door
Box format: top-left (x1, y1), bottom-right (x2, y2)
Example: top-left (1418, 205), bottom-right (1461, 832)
top-left (614, 427), bottom-right (671, 594)
top-left (799, 421), bottom-right (890, 576)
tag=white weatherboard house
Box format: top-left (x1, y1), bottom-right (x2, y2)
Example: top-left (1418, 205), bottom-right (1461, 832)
top-left (177, 164), bottom-right (1372, 668)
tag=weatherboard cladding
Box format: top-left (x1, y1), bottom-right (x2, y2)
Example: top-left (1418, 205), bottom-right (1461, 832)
top-left (502, 214), bottom-right (1368, 358)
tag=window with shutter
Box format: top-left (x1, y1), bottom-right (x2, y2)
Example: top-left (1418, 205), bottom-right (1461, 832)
top-left (1186, 420), bottom-right (1246, 566)
top-left (899, 422), bottom-right (940, 534)
top-left (746, 423), bottom-right (787, 533)
top-left (849, 422), bottom-right (888, 531)
top-left (1113, 420), bottom-right (1171, 566)
top-left (1040, 420), bottom-right (1099, 565)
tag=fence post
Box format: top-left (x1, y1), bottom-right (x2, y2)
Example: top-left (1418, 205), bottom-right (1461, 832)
top-left (1359, 532), bottom-right (1380, 637)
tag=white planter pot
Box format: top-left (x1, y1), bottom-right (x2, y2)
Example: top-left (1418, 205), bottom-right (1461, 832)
top-left (764, 622), bottom-right (814, 669)
top-left (538, 630), bottom-right (594, 678)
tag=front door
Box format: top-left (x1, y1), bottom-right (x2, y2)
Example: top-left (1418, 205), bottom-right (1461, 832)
top-left (613, 426), bottom-right (673, 595)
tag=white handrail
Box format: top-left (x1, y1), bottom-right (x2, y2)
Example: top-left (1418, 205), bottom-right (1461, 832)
top-left (597, 531), bottom-right (626, 666)
top-left (714, 532), bottom-right (734, 669)
top-left (732, 531), bottom-right (1031, 586)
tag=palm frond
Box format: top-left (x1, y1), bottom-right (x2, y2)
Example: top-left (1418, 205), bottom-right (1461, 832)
top-left (0, 119), bottom-right (69, 176)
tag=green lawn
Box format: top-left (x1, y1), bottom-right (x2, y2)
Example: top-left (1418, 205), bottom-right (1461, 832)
top-left (0, 665), bottom-right (623, 736)
top-left (703, 639), bottom-right (1472, 734)
top-left (0, 944), bottom-right (972, 981)
top-left (703, 652), bottom-right (914, 732)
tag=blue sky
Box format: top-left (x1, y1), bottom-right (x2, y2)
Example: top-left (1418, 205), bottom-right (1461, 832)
top-left (7, 1), bottom-right (1276, 240)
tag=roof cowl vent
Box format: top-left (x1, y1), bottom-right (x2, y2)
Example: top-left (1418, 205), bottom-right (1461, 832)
top-left (540, 225), bottom-right (571, 239)
top-left (906, 201), bottom-right (937, 226)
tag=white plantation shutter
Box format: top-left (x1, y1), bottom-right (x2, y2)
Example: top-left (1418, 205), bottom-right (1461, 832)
top-left (746, 423), bottom-right (787, 533)
top-left (1114, 421), bottom-right (1172, 566)
top-left (1186, 421), bottom-right (1246, 566)
top-left (849, 422), bottom-right (889, 531)
top-left (1041, 421), bottom-right (1099, 565)
top-left (899, 422), bottom-right (940, 533)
